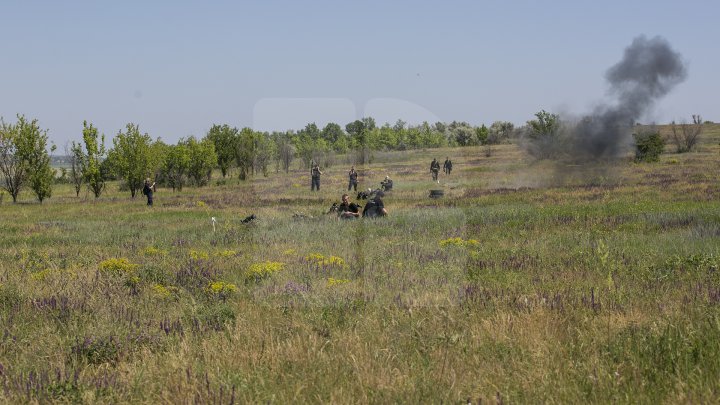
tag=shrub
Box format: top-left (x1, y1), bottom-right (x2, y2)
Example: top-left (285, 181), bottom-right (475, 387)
top-left (633, 131), bottom-right (665, 162)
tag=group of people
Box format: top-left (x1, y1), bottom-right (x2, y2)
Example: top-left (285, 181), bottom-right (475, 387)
top-left (430, 157), bottom-right (453, 182)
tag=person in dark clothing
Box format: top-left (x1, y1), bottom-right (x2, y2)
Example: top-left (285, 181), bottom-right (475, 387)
top-left (362, 191), bottom-right (387, 218)
top-left (443, 157), bottom-right (453, 175)
top-left (430, 158), bottom-right (440, 182)
top-left (338, 193), bottom-right (361, 219)
top-left (380, 175), bottom-right (393, 191)
top-left (348, 166), bottom-right (358, 191)
top-left (142, 178), bottom-right (155, 206)
top-left (310, 162), bottom-right (323, 191)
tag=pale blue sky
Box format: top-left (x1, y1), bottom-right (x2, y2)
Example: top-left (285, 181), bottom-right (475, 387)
top-left (1, 0), bottom-right (717, 146)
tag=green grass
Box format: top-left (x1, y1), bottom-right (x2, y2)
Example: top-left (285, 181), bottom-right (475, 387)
top-left (1, 125), bottom-right (719, 403)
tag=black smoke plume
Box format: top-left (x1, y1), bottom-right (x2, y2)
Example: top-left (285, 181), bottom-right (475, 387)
top-left (523, 36), bottom-right (687, 163)
top-left (572, 35), bottom-right (687, 159)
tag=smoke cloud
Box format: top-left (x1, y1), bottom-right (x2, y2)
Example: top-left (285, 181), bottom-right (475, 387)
top-left (572, 35), bottom-right (687, 159)
top-left (523, 35), bottom-right (687, 164)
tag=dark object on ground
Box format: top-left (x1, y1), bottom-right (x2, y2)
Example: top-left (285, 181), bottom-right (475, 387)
top-left (357, 188), bottom-right (382, 200)
top-left (429, 189), bottom-right (444, 198)
top-left (241, 214), bottom-right (257, 224)
top-left (327, 203), bottom-right (340, 214)
top-left (362, 192), bottom-right (386, 218)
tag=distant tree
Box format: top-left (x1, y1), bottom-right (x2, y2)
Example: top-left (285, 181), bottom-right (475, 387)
top-left (82, 121), bottom-right (106, 198)
top-left (487, 121), bottom-right (515, 144)
top-left (108, 123), bottom-right (153, 198)
top-left (321, 123), bottom-right (347, 153)
top-left (206, 124), bottom-right (238, 177)
top-left (670, 115), bottom-right (703, 153)
top-left (17, 118), bottom-right (56, 203)
top-left (185, 137), bottom-right (217, 186)
top-left (634, 129), bottom-right (665, 162)
top-left (475, 124), bottom-right (489, 145)
top-left (523, 111), bottom-right (562, 159)
top-left (273, 131), bottom-right (295, 173)
top-left (68, 141), bottom-right (85, 197)
top-left (235, 127), bottom-right (256, 180)
top-left (0, 115), bottom-right (54, 203)
top-left (0, 117), bottom-right (29, 203)
top-left (253, 132), bottom-right (274, 177)
top-left (162, 142), bottom-right (190, 191)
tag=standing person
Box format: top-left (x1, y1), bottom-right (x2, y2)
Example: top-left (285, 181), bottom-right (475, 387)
top-left (430, 158), bottom-right (440, 182)
top-left (444, 157), bottom-right (453, 175)
top-left (142, 178), bottom-right (155, 206)
top-left (310, 162), bottom-right (323, 191)
top-left (348, 165), bottom-right (358, 192)
top-left (338, 193), bottom-right (361, 219)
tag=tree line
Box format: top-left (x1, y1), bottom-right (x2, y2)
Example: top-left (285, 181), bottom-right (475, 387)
top-left (0, 115), bottom-right (516, 203)
top-left (2, 111), bottom-right (703, 203)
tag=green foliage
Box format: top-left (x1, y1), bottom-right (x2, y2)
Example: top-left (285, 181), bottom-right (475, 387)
top-left (235, 127), bottom-right (257, 180)
top-left (161, 142), bottom-right (190, 191)
top-left (475, 124), bottom-right (489, 145)
top-left (524, 110), bottom-right (562, 159)
top-left (488, 120), bottom-right (515, 144)
top-left (633, 130), bottom-right (665, 162)
top-left (186, 136), bottom-right (217, 186)
top-left (69, 141), bottom-right (84, 197)
top-left (0, 115), bottom-right (54, 202)
top-left (108, 123), bottom-right (154, 197)
top-left (81, 121), bottom-right (106, 198)
top-left (206, 124), bottom-right (238, 177)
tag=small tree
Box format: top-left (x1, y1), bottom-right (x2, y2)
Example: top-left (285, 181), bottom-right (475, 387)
top-left (634, 130), bottom-right (665, 162)
top-left (68, 141), bottom-right (84, 197)
top-left (109, 123), bottom-right (153, 198)
top-left (162, 143), bottom-right (190, 191)
top-left (206, 124), bottom-right (238, 177)
top-left (19, 118), bottom-right (55, 203)
top-left (0, 115), bottom-right (54, 203)
top-left (523, 111), bottom-right (561, 159)
top-left (0, 117), bottom-right (28, 203)
top-left (186, 137), bottom-right (217, 186)
top-left (82, 121), bottom-right (106, 198)
top-left (487, 121), bottom-right (514, 144)
top-left (670, 115), bottom-right (703, 153)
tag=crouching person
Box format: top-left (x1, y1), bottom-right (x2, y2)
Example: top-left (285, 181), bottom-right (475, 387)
top-left (362, 191), bottom-right (388, 218)
top-left (338, 193), bottom-right (361, 219)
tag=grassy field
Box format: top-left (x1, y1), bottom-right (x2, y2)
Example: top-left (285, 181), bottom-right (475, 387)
top-left (1, 126), bottom-right (719, 403)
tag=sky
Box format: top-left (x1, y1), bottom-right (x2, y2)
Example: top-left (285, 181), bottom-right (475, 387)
top-left (1, 0), bottom-right (718, 147)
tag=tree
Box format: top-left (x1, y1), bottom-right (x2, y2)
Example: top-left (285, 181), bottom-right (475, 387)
top-left (108, 123), bottom-right (153, 198)
top-left (0, 115), bottom-right (54, 203)
top-left (273, 131), bottom-right (295, 173)
top-left (321, 123), bottom-right (346, 152)
top-left (82, 121), bottom-right (106, 198)
top-left (670, 115), bottom-right (703, 153)
top-left (206, 124), bottom-right (238, 177)
top-left (488, 121), bottom-right (515, 144)
top-left (27, 136), bottom-right (55, 203)
top-left (523, 111), bottom-right (562, 159)
top-left (634, 129), bottom-right (665, 162)
top-left (68, 141), bottom-right (84, 197)
top-left (161, 142), bottom-right (190, 191)
top-left (186, 137), bottom-right (217, 186)
top-left (475, 124), bottom-right (489, 145)
top-left (235, 127), bottom-right (256, 180)
top-left (253, 132), bottom-right (274, 177)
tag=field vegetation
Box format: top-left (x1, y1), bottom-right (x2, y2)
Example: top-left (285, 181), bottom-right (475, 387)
top-left (0, 124), bottom-right (719, 403)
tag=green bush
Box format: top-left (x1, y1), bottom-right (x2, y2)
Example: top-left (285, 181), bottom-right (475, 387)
top-left (633, 131), bottom-right (665, 162)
